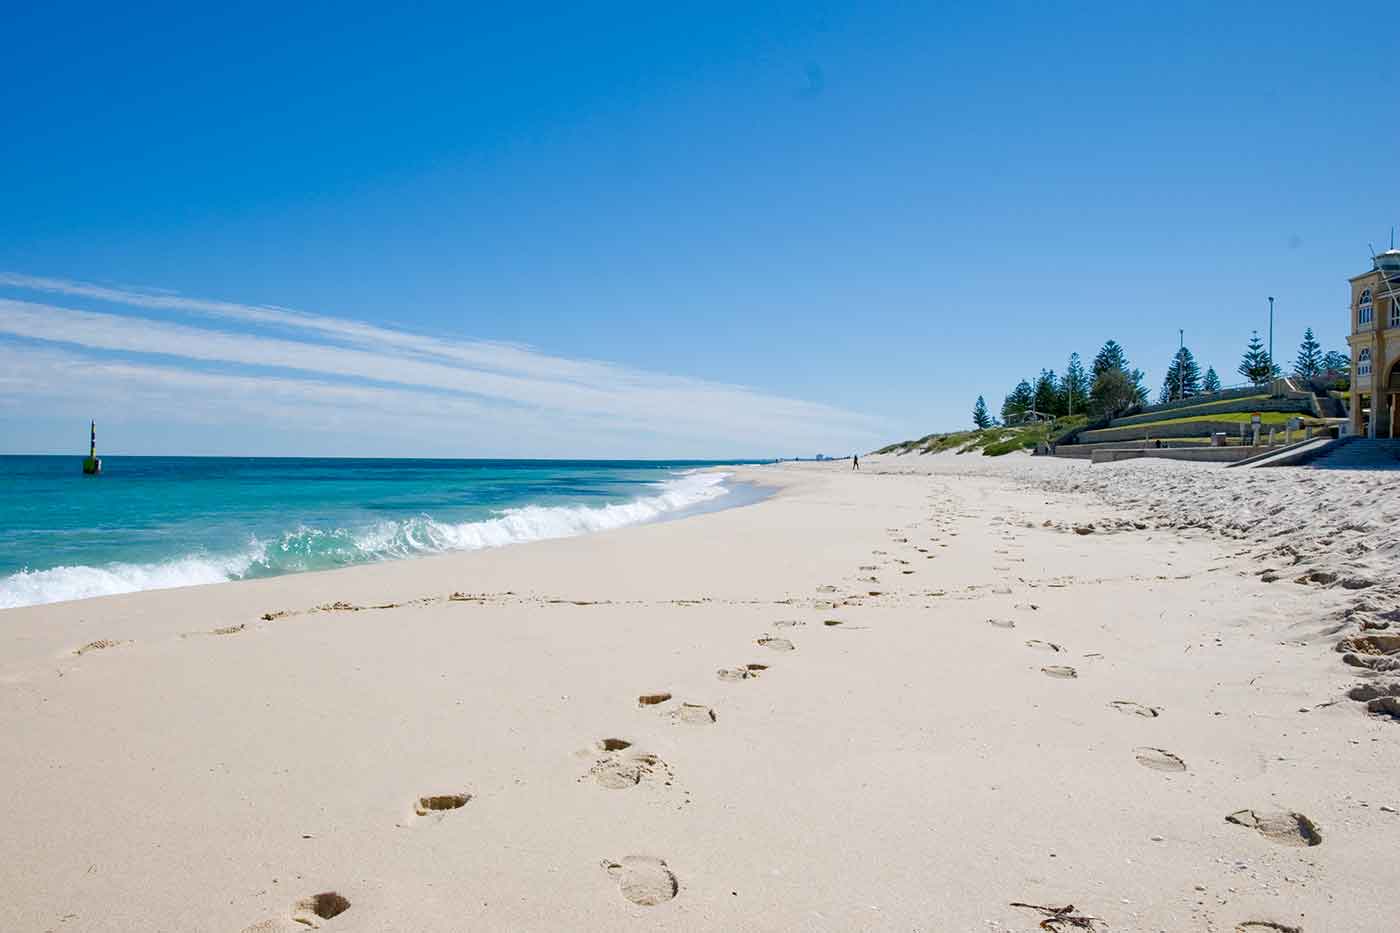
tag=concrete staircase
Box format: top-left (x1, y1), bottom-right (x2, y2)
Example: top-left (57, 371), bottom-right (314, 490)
top-left (1316, 395), bottom-right (1348, 419)
top-left (1305, 438), bottom-right (1400, 469)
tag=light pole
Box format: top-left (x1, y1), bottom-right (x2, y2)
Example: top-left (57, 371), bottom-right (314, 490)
top-left (1267, 296), bottom-right (1275, 368)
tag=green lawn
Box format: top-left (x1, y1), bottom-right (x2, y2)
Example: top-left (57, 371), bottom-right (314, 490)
top-left (1134, 393), bottom-right (1269, 415)
top-left (1083, 409), bottom-right (1321, 439)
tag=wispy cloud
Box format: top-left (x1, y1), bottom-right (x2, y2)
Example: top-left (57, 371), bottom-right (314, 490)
top-left (0, 275), bottom-right (889, 456)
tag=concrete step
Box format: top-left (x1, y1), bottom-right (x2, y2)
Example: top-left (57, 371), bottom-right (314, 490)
top-left (1304, 438), bottom-right (1400, 470)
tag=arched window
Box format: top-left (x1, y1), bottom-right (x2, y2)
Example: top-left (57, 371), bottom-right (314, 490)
top-left (1359, 347), bottom-right (1372, 376)
top-left (1359, 288), bottom-right (1373, 325)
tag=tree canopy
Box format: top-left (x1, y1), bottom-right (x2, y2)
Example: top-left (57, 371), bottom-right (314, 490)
top-left (1322, 350), bottom-right (1350, 377)
top-left (1091, 340), bottom-right (1129, 379)
top-left (1158, 346), bottom-right (1202, 403)
top-left (972, 395), bottom-right (993, 429)
top-left (1062, 353), bottom-right (1090, 415)
top-left (1292, 328), bottom-right (1324, 379)
top-left (1090, 368), bottom-right (1141, 418)
top-left (1238, 331), bottom-right (1281, 385)
top-left (1033, 369), bottom-right (1062, 416)
top-left (1000, 380), bottom-right (1034, 423)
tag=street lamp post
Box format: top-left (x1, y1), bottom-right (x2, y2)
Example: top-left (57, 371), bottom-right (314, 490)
top-left (1268, 296), bottom-right (1275, 368)
top-left (1178, 329), bottom-right (1185, 401)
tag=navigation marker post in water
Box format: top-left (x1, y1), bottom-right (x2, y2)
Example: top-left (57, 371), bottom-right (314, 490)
top-left (82, 421), bottom-right (102, 475)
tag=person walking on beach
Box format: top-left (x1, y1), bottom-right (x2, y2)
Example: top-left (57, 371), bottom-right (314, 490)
top-left (852, 454), bottom-right (860, 471)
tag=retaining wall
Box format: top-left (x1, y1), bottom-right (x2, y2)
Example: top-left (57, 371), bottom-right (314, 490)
top-left (1105, 397), bottom-right (1313, 430)
top-left (1130, 386), bottom-right (1265, 419)
top-left (1086, 417), bottom-right (1276, 442)
top-left (1090, 447), bottom-right (1257, 464)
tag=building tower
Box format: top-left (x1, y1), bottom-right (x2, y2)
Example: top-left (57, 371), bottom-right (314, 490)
top-left (1347, 247), bottom-right (1400, 438)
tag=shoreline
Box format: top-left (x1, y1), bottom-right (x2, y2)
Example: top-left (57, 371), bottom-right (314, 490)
top-left (0, 465), bottom-right (771, 612)
top-left (2, 457), bottom-right (1395, 931)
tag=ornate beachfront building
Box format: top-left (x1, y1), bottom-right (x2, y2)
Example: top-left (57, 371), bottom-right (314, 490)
top-left (1348, 248), bottom-right (1400, 437)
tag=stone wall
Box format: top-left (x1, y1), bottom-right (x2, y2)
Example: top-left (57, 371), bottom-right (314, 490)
top-left (1090, 447), bottom-right (1257, 464)
top-left (1105, 397), bottom-right (1315, 430)
top-left (1080, 419), bottom-right (1308, 445)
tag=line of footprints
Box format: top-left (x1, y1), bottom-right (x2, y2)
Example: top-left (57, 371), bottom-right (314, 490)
top-left (986, 594), bottom-right (1322, 853)
top-left (241, 610), bottom-right (829, 927)
top-left (898, 513), bottom-right (1322, 930)
top-left (243, 513), bottom-right (1318, 929)
top-left (890, 515), bottom-right (1322, 856)
top-left (578, 614), bottom-right (829, 908)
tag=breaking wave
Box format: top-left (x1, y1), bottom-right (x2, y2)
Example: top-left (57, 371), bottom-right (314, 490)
top-left (0, 471), bottom-right (732, 609)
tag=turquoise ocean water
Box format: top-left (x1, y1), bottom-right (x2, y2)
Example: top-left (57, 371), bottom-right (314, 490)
top-left (0, 457), bottom-right (762, 609)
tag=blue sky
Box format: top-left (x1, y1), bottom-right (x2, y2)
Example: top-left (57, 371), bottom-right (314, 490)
top-left (1, 1), bottom-right (1396, 457)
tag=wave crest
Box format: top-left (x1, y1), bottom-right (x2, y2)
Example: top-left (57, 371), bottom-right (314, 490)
top-left (0, 471), bottom-right (731, 609)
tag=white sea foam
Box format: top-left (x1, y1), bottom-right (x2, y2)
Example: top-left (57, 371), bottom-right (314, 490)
top-left (0, 471), bottom-right (733, 610)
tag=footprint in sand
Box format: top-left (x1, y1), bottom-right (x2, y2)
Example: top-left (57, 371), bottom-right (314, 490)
top-left (988, 618), bottom-right (1016, 629)
top-left (669, 703), bottom-right (717, 725)
top-left (415, 792), bottom-right (471, 816)
top-left (1226, 809), bottom-right (1322, 847)
top-left (597, 737), bottom-right (633, 752)
top-left (716, 664), bottom-right (768, 681)
top-left (773, 619), bottom-right (805, 628)
top-left (637, 692), bottom-right (673, 706)
top-left (1041, 665), bottom-right (1077, 679)
top-left (181, 623), bottom-right (247, 639)
top-left (1109, 700), bottom-right (1160, 718)
top-left (74, 639), bottom-right (128, 656)
top-left (589, 753), bottom-right (669, 789)
top-left (822, 619), bottom-right (843, 627)
top-left (757, 635), bottom-right (795, 652)
top-left (1236, 923), bottom-right (1302, 933)
top-left (585, 741), bottom-right (672, 789)
top-left (292, 892), bottom-right (351, 927)
top-left (1134, 747), bottom-right (1187, 772)
top-left (1025, 639), bottom-right (1062, 652)
top-left (602, 856), bottom-right (679, 906)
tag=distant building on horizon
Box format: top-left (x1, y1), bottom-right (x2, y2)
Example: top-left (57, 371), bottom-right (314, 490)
top-left (1347, 248), bottom-right (1400, 437)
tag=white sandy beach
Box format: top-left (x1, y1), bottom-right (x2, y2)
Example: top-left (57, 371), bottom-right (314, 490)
top-left (2, 455), bottom-right (1397, 932)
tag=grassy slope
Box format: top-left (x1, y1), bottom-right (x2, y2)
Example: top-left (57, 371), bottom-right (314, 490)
top-left (1117, 394), bottom-right (1270, 422)
top-left (1083, 410), bottom-right (1321, 435)
top-left (875, 415), bottom-right (1088, 458)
